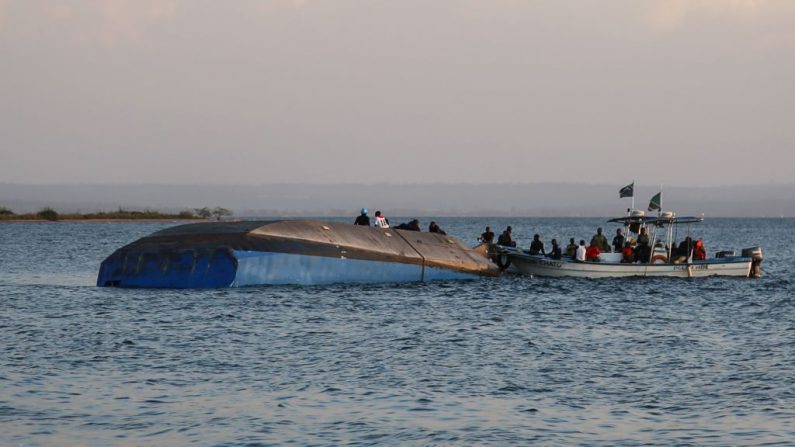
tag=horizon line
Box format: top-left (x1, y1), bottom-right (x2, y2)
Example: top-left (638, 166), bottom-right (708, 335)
top-left (2, 181), bottom-right (794, 188)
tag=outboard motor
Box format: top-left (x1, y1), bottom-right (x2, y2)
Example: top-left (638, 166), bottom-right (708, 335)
top-left (741, 246), bottom-right (763, 278)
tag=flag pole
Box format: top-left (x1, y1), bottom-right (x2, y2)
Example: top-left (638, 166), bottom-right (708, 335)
top-left (631, 180), bottom-right (635, 211)
top-left (659, 183), bottom-right (663, 217)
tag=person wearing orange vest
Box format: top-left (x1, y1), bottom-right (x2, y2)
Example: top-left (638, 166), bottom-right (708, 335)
top-left (693, 240), bottom-right (707, 260)
top-left (621, 242), bottom-right (635, 263)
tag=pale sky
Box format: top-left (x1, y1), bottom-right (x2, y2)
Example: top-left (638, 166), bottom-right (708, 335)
top-left (1, 0), bottom-right (793, 186)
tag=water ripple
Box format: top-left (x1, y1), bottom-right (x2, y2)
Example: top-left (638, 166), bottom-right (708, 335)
top-left (1, 219), bottom-right (794, 445)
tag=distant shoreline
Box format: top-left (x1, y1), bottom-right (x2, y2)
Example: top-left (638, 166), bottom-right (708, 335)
top-left (0, 206), bottom-right (232, 222)
top-left (4, 183), bottom-right (794, 217)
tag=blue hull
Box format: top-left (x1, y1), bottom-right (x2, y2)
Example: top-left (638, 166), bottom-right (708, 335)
top-left (97, 248), bottom-right (238, 288)
top-left (96, 220), bottom-right (497, 288)
top-left (233, 251), bottom-right (478, 286)
top-left (97, 249), bottom-right (479, 288)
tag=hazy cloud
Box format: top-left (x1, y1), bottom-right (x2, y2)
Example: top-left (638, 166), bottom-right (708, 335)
top-left (648, 0), bottom-right (795, 33)
top-left (1, 1), bottom-right (793, 187)
top-left (0, 0), bottom-right (8, 30)
top-left (650, 0), bottom-right (755, 30)
top-left (0, 0), bottom-right (179, 47)
top-left (92, 0), bottom-right (179, 48)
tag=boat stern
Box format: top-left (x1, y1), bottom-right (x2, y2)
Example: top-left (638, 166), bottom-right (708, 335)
top-left (741, 246), bottom-right (764, 278)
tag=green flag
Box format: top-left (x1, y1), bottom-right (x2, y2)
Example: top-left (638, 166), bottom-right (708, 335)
top-left (648, 192), bottom-right (661, 211)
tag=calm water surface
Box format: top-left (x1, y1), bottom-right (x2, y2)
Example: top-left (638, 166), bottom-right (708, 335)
top-left (1, 218), bottom-right (793, 446)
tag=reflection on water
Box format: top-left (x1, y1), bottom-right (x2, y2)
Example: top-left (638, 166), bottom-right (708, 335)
top-left (1, 219), bottom-right (794, 446)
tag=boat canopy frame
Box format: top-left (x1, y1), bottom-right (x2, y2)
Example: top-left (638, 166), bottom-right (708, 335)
top-left (607, 215), bottom-right (704, 226)
top-left (605, 213), bottom-right (704, 263)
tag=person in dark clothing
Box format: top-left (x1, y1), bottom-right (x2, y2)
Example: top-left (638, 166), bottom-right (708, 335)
top-left (428, 221), bottom-right (447, 235)
top-left (529, 234), bottom-right (545, 255)
top-left (635, 239), bottom-right (651, 263)
top-left (612, 228), bottom-right (625, 253)
top-left (480, 226), bottom-right (495, 244)
top-left (396, 219), bottom-right (421, 231)
top-left (548, 239), bottom-right (562, 259)
top-left (678, 237), bottom-right (694, 259)
top-left (354, 208), bottom-right (370, 226)
top-left (497, 226), bottom-right (516, 247)
top-left (636, 227), bottom-right (650, 247)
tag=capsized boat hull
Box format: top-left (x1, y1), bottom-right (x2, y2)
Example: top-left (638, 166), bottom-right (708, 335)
top-left (497, 248), bottom-right (754, 278)
top-left (97, 220), bottom-right (499, 288)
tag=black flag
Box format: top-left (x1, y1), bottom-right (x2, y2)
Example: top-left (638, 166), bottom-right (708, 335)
top-left (619, 182), bottom-right (634, 198)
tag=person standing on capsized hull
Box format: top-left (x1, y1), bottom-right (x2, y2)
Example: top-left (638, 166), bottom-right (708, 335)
top-left (354, 208), bottom-right (370, 226)
top-left (374, 211), bottom-right (389, 228)
top-left (428, 221), bottom-right (446, 235)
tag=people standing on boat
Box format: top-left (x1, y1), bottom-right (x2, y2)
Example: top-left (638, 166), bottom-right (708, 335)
top-left (591, 227), bottom-right (611, 252)
top-left (374, 211), bottom-right (390, 228)
top-left (395, 219), bottom-right (421, 231)
top-left (575, 240), bottom-right (587, 262)
top-left (497, 226), bottom-right (516, 247)
top-left (693, 240), bottom-right (707, 260)
top-left (585, 242), bottom-right (601, 262)
top-left (621, 242), bottom-right (634, 263)
top-left (636, 227), bottom-right (650, 247)
top-left (529, 234), bottom-right (545, 255)
top-left (354, 208), bottom-right (370, 226)
top-left (612, 228), bottom-right (625, 253)
top-left (479, 226), bottom-right (495, 244)
top-left (566, 238), bottom-right (578, 258)
top-left (635, 228), bottom-right (651, 263)
top-left (428, 221), bottom-right (446, 235)
top-left (548, 239), bottom-right (562, 260)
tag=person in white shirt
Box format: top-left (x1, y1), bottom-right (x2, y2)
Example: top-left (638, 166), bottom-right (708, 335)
top-left (575, 240), bottom-right (587, 262)
top-left (374, 210), bottom-right (389, 228)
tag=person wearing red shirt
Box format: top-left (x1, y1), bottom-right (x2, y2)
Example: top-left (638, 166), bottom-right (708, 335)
top-left (585, 243), bottom-right (601, 262)
top-left (621, 242), bottom-right (635, 263)
top-left (693, 240), bottom-right (707, 260)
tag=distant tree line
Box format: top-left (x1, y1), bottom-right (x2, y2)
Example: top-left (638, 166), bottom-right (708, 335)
top-left (193, 207), bottom-right (232, 220)
top-left (0, 206), bottom-right (233, 221)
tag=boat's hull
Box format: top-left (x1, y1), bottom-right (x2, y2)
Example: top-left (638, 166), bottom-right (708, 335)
top-left (504, 252), bottom-right (753, 278)
top-left (97, 220), bottom-right (498, 288)
top-left (232, 250), bottom-right (480, 286)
